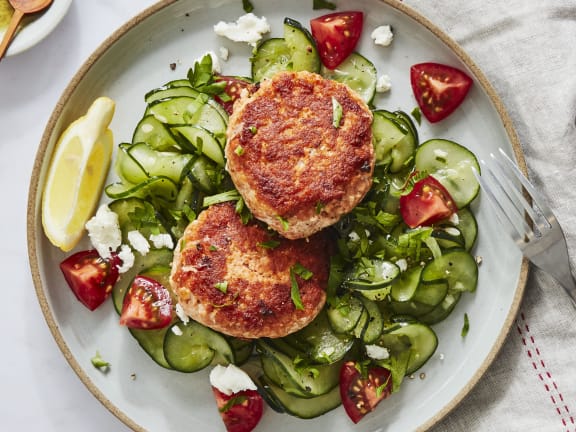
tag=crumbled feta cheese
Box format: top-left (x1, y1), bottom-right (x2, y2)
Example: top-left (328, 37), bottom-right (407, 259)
top-left (214, 13), bottom-right (271, 47)
top-left (149, 233), bottom-right (174, 250)
top-left (433, 149), bottom-right (449, 159)
top-left (209, 364), bottom-right (257, 396)
top-left (117, 244), bottom-right (135, 274)
top-left (365, 344), bottom-right (390, 360)
top-left (219, 46), bottom-right (229, 61)
top-left (171, 325), bottom-right (183, 336)
top-left (376, 74), bottom-right (392, 93)
top-left (449, 212), bottom-right (460, 225)
top-left (127, 230), bottom-right (150, 255)
top-left (85, 204), bottom-right (122, 259)
top-left (444, 227), bottom-right (461, 237)
top-left (396, 258), bottom-right (408, 272)
top-left (175, 303), bottom-right (190, 325)
top-left (348, 231), bottom-right (360, 241)
top-left (371, 25), bottom-right (394, 47)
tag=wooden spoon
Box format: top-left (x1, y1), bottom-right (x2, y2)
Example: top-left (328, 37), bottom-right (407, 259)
top-left (0, 0), bottom-right (54, 61)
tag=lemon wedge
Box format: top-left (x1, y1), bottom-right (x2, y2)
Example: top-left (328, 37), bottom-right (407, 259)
top-left (42, 96), bottom-right (115, 252)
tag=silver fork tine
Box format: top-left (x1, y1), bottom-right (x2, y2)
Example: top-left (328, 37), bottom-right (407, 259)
top-left (493, 148), bottom-right (553, 233)
top-left (473, 162), bottom-right (533, 245)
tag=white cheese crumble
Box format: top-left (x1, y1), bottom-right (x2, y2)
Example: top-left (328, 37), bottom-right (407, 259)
top-left (443, 227), bottom-right (461, 237)
top-left (149, 233), bottom-right (174, 250)
top-left (449, 212), bottom-right (460, 225)
top-left (219, 46), bottom-right (230, 61)
top-left (371, 25), bottom-right (394, 47)
top-left (171, 325), bottom-right (183, 336)
top-left (117, 244), bottom-right (135, 274)
top-left (214, 13), bottom-right (271, 47)
top-left (376, 74), bottom-right (392, 93)
top-left (85, 204), bottom-right (122, 259)
top-left (433, 148), bottom-right (449, 159)
top-left (175, 303), bottom-right (190, 325)
top-left (365, 344), bottom-right (390, 360)
top-left (209, 364), bottom-right (257, 396)
top-left (396, 258), bottom-right (408, 272)
top-left (127, 230), bottom-right (150, 255)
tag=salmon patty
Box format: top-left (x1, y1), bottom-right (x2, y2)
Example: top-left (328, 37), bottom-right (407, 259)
top-left (169, 202), bottom-right (333, 339)
top-left (226, 71), bottom-right (374, 240)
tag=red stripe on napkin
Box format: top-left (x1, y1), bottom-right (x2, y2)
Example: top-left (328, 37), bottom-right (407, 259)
top-left (516, 312), bottom-right (575, 431)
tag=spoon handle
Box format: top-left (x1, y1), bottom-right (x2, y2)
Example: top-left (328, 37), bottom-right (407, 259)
top-left (0, 9), bottom-right (25, 61)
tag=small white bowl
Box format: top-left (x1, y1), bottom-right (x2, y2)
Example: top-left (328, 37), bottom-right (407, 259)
top-left (0, 0), bottom-right (72, 57)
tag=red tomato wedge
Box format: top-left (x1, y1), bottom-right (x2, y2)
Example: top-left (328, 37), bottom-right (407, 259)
top-left (339, 361), bottom-right (392, 424)
top-left (119, 275), bottom-right (172, 329)
top-left (310, 11), bottom-right (363, 69)
top-left (214, 75), bottom-right (253, 115)
top-left (400, 175), bottom-right (458, 228)
top-left (60, 249), bottom-right (120, 311)
top-left (212, 387), bottom-right (264, 432)
top-left (410, 62), bottom-right (473, 123)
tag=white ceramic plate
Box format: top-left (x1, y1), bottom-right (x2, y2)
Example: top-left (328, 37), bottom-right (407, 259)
top-left (28, 0), bottom-right (528, 431)
top-left (1, 0), bottom-right (71, 56)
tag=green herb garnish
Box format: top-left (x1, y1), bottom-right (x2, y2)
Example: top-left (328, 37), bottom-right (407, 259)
top-left (91, 351), bottom-right (110, 371)
top-left (313, 0), bottom-right (337, 10)
top-left (214, 281), bottom-right (229, 293)
top-left (203, 190), bottom-right (241, 207)
top-left (258, 240), bottom-right (281, 249)
top-left (219, 394), bottom-right (248, 412)
top-left (411, 106), bottom-right (422, 125)
top-left (461, 313), bottom-right (470, 337)
top-left (241, 0), bottom-right (254, 13)
top-left (277, 215), bottom-right (289, 231)
top-left (332, 96), bottom-right (343, 128)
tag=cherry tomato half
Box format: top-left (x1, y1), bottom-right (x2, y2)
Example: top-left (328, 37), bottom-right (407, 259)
top-left (212, 387), bottom-right (264, 432)
top-left (310, 11), bottom-right (363, 70)
top-left (59, 249), bottom-right (120, 311)
top-left (119, 275), bottom-right (172, 329)
top-left (339, 361), bottom-right (392, 424)
top-left (214, 75), bottom-right (254, 115)
top-left (399, 175), bottom-right (458, 228)
top-left (410, 62), bottom-right (473, 123)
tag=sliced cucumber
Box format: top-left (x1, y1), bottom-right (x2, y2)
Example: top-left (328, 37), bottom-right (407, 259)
top-left (321, 52), bottom-right (377, 104)
top-left (283, 17), bottom-right (320, 74)
top-left (259, 375), bottom-right (341, 419)
top-left (282, 311), bottom-right (353, 364)
top-left (257, 340), bottom-right (342, 397)
top-left (117, 142), bottom-right (193, 185)
top-left (419, 290), bottom-right (462, 325)
top-left (346, 258), bottom-right (400, 290)
top-left (358, 296), bottom-right (384, 344)
top-left (251, 38), bottom-right (292, 82)
top-left (412, 280), bottom-right (449, 307)
top-left (163, 321), bottom-right (234, 372)
top-left (327, 295), bottom-right (364, 334)
top-left (171, 125), bottom-right (225, 167)
top-left (147, 96), bottom-right (204, 124)
top-left (105, 176), bottom-right (179, 202)
top-left (415, 139), bottom-right (480, 208)
top-left (132, 115), bottom-right (182, 152)
top-left (371, 109), bottom-right (417, 172)
top-left (145, 86), bottom-right (201, 105)
top-left (378, 321), bottom-right (438, 374)
top-left (421, 250), bottom-right (478, 293)
top-left (390, 266), bottom-right (423, 302)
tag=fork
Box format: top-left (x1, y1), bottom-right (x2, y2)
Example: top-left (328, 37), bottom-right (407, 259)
top-left (473, 148), bottom-right (576, 307)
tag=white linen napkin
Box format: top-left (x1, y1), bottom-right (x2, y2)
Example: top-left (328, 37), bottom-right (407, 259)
top-left (403, 1), bottom-right (576, 430)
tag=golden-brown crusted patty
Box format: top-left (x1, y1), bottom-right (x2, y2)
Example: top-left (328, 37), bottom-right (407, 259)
top-left (169, 202), bottom-right (333, 339)
top-left (225, 71), bottom-right (374, 240)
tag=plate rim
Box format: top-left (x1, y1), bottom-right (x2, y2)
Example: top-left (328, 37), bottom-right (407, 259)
top-left (26, 0), bottom-right (529, 430)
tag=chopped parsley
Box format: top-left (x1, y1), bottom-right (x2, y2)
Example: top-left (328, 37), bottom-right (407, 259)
top-left (411, 106), bottom-right (422, 125)
top-left (313, 0), bottom-right (337, 10)
top-left (91, 351), bottom-right (110, 371)
top-left (332, 96), bottom-right (343, 128)
top-left (461, 313), bottom-right (470, 337)
top-left (219, 394), bottom-right (248, 412)
top-left (235, 145), bottom-right (245, 156)
top-left (277, 215), bottom-right (289, 231)
top-left (258, 239), bottom-right (281, 249)
top-left (241, 0), bottom-right (254, 13)
top-left (289, 263), bottom-right (314, 311)
top-left (214, 281), bottom-right (229, 293)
